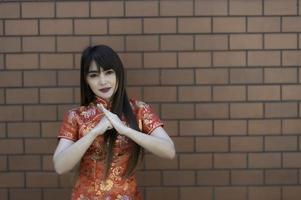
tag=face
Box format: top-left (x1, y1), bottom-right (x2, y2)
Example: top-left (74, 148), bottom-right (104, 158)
top-left (86, 60), bottom-right (118, 101)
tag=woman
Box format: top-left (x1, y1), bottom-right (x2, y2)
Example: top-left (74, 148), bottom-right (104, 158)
top-left (53, 45), bottom-right (175, 200)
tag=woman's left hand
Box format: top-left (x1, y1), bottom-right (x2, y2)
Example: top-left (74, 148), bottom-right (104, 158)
top-left (97, 104), bottom-right (129, 135)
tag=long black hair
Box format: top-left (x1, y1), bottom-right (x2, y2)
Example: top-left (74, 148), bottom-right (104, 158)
top-left (80, 45), bottom-right (141, 177)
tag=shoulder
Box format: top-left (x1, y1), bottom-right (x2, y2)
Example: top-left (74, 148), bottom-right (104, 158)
top-left (129, 98), bottom-right (150, 111)
top-left (63, 106), bottom-right (87, 120)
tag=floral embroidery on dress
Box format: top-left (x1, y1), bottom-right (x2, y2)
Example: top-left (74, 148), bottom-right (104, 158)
top-left (116, 194), bottom-right (130, 200)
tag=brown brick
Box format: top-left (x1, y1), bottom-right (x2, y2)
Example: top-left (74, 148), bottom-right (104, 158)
top-left (180, 154), bottom-right (212, 169)
top-left (249, 153), bottom-right (281, 168)
top-left (249, 187), bottom-right (281, 200)
top-left (160, 1), bottom-right (193, 16)
top-left (173, 137), bottom-right (194, 152)
top-left (230, 68), bottom-right (262, 84)
top-left (248, 85), bottom-right (280, 101)
top-left (57, 36), bottom-right (89, 52)
top-left (215, 187), bottom-right (247, 200)
top-left (23, 70), bottom-right (56, 87)
top-left (161, 69), bottom-right (194, 85)
top-left (195, 35), bottom-right (228, 50)
top-left (230, 103), bottom-right (263, 118)
top-left (264, 0), bottom-right (297, 15)
top-left (26, 172), bottom-right (58, 187)
top-left (58, 105), bottom-right (77, 120)
top-left (91, 1), bottom-right (123, 17)
top-left (249, 120), bottom-right (281, 135)
top-left (144, 87), bottom-right (177, 102)
top-left (162, 104), bottom-right (194, 119)
top-left (0, 189), bottom-right (7, 200)
top-left (9, 155), bottom-right (41, 171)
top-left (0, 106), bottom-right (22, 121)
top-left (126, 1), bottom-right (158, 16)
top-left (283, 186), bottom-right (301, 200)
top-left (231, 136), bottom-right (263, 152)
top-left (214, 51), bottom-right (246, 67)
top-left (283, 17), bottom-right (301, 32)
top-left (0, 123), bottom-right (6, 137)
top-left (40, 19), bottom-right (73, 35)
top-left (282, 85), bottom-right (301, 100)
top-left (126, 87), bottom-right (142, 100)
top-left (213, 17), bottom-right (246, 33)
top-left (0, 89), bottom-right (3, 104)
top-left (92, 36), bottom-right (125, 52)
top-left (56, 2), bottom-right (88, 17)
top-left (22, 2), bottom-right (54, 18)
top-left (0, 156), bottom-right (6, 171)
top-left (178, 17), bottom-right (211, 33)
top-left (283, 119), bottom-right (301, 135)
top-left (230, 34), bottom-right (262, 50)
top-left (5, 20), bottom-right (38, 35)
top-left (264, 68), bottom-right (297, 83)
top-left (179, 86), bottom-right (211, 102)
top-left (265, 34), bottom-right (297, 49)
top-left (197, 170), bottom-right (230, 185)
top-left (144, 154), bottom-right (178, 169)
top-left (118, 53), bottom-right (141, 69)
top-left (195, 0), bottom-right (227, 15)
top-left (109, 19), bottom-right (141, 35)
top-left (6, 88), bottom-right (38, 104)
top-left (41, 122), bottom-right (60, 137)
top-left (23, 37), bottom-right (55, 52)
top-left (126, 69), bottom-right (159, 85)
top-left (213, 86), bottom-right (246, 102)
top-left (74, 88), bottom-right (80, 104)
top-left (40, 88), bottom-right (73, 104)
top-left (196, 137), bottom-right (228, 152)
top-left (0, 37), bottom-right (21, 53)
top-left (265, 169), bottom-right (298, 184)
top-left (41, 54), bottom-right (73, 69)
top-left (6, 54), bottom-right (38, 69)
top-left (163, 171), bottom-right (195, 186)
top-left (179, 52), bottom-right (211, 68)
top-left (58, 173), bottom-right (74, 188)
top-left (161, 35), bottom-right (193, 51)
top-left (58, 70), bottom-right (79, 86)
top-left (214, 153), bottom-right (247, 168)
top-left (136, 171), bottom-right (161, 186)
top-left (214, 120), bottom-right (247, 135)
top-left (10, 189), bottom-right (41, 200)
top-left (265, 136), bottom-right (297, 151)
top-left (74, 19), bottom-right (107, 35)
top-left (43, 189), bottom-right (71, 200)
top-left (0, 139), bottom-right (23, 154)
top-left (42, 155), bottom-right (54, 171)
top-left (283, 153), bottom-right (301, 167)
top-left (283, 51), bottom-right (301, 66)
top-left (25, 138), bottom-right (57, 154)
top-left (126, 36), bottom-right (159, 51)
top-left (196, 69), bottom-right (229, 84)
top-left (229, 0), bottom-right (262, 15)
top-left (143, 18), bottom-right (176, 34)
top-left (24, 105), bottom-right (57, 121)
top-left (162, 120), bottom-right (178, 136)
top-left (144, 52), bottom-right (177, 68)
top-left (7, 122), bottom-right (40, 138)
top-left (0, 173), bottom-right (24, 187)
top-left (0, 3), bottom-right (19, 18)
top-left (180, 120), bottom-right (212, 136)
top-left (248, 17), bottom-right (281, 32)
top-left (180, 187), bottom-right (212, 200)
top-left (0, 54), bottom-right (3, 69)
top-left (232, 170), bottom-right (263, 185)
top-left (248, 51), bottom-right (281, 66)
top-left (146, 188), bottom-right (178, 200)
top-left (265, 102), bottom-right (297, 118)
top-left (196, 103), bottom-right (228, 119)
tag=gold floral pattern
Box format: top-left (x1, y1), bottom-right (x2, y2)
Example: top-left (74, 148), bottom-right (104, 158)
top-left (58, 97), bottom-right (163, 200)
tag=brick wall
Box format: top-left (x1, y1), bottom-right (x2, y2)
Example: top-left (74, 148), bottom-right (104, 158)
top-left (1, 0), bottom-right (301, 200)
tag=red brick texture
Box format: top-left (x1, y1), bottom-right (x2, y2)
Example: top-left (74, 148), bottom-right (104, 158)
top-left (1, 0), bottom-right (301, 200)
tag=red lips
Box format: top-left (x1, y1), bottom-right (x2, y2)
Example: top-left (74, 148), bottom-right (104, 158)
top-left (99, 88), bottom-right (111, 93)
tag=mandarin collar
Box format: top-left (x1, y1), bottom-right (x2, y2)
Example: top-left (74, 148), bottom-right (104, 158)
top-left (94, 96), bottom-right (112, 110)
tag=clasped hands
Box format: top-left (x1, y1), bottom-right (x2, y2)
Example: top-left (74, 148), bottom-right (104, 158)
top-left (92, 104), bottom-right (130, 136)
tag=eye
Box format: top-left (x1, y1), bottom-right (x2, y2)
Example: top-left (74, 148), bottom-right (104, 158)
top-left (105, 69), bottom-right (115, 75)
top-left (88, 73), bottom-right (98, 78)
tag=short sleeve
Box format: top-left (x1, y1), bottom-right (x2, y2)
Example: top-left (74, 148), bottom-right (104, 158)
top-left (135, 101), bottom-right (164, 135)
top-left (58, 110), bottom-right (79, 141)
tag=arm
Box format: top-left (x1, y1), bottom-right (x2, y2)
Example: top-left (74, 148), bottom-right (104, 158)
top-left (53, 116), bottom-right (112, 174)
top-left (99, 104), bottom-right (176, 159)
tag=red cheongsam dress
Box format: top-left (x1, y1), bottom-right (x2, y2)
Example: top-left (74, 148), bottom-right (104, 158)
top-left (58, 97), bottom-right (163, 200)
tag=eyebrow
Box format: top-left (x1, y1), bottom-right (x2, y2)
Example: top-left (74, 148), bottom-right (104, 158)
top-left (88, 70), bottom-right (99, 73)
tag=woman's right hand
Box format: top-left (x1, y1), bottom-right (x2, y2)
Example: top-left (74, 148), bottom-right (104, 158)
top-left (92, 116), bottom-right (113, 136)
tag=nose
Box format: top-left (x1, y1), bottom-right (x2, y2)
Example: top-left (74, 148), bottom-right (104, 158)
top-left (98, 73), bottom-right (106, 85)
